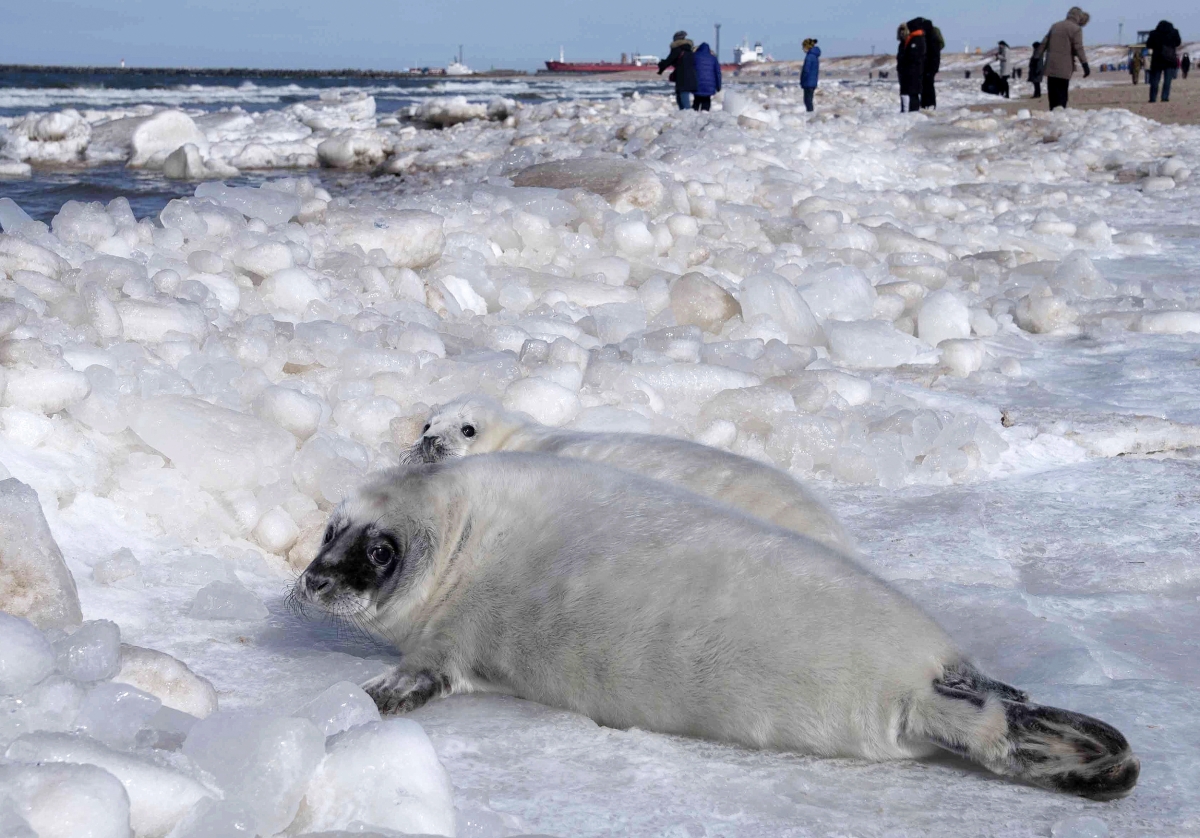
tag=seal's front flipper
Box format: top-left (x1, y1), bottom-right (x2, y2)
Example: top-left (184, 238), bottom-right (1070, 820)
top-left (363, 667), bottom-right (453, 715)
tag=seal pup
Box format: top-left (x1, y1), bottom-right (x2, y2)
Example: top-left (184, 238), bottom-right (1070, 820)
top-left (296, 454), bottom-right (1139, 799)
top-left (404, 394), bottom-right (853, 554)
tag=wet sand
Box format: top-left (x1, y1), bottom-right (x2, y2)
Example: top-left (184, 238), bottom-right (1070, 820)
top-left (969, 73), bottom-right (1200, 125)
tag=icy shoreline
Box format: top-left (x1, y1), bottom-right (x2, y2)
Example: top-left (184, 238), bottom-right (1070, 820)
top-left (1, 78), bottom-right (1199, 836)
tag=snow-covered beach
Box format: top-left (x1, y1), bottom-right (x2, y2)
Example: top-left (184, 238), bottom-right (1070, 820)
top-left (1, 74), bottom-right (1199, 836)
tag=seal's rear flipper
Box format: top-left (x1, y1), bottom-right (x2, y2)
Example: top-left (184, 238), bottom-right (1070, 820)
top-left (1000, 700), bottom-right (1140, 800)
top-left (908, 663), bottom-right (1139, 799)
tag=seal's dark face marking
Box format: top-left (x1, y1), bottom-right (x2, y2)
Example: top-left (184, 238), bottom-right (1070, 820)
top-left (297, 517), bottom-right (410, 616)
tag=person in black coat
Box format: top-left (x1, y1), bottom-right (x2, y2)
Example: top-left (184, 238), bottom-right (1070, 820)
top-left (915, 18), bottom-right (943, 109)
top-left (1145, 20), bottom-right (1182, 103)
top-left (981, 63), bottom-right (1011, 98)
top-left (896, 20), bottom-right (926, 112)
top-left (658, 31), bottom-right (698, 110)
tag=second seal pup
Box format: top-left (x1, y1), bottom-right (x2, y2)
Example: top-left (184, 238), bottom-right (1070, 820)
top-left (405, 394), bottom-right (853, 553)
top-left (296, 454), bottom-right (1139, 799)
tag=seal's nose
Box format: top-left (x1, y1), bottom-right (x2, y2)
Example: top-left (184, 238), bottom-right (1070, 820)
top-left (304, 573), bottom-right (333, 598)
top-left (421, 435), bottom-right (438, 454)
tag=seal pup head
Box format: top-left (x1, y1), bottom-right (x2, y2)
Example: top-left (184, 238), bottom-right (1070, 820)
top-left (293, 468), bottom-right (438, 629)
top-left (405, 394), bottom-right (526, 463)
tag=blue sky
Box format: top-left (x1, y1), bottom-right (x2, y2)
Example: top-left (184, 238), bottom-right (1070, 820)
top-left (3, 1), bottom-right (1197, 70)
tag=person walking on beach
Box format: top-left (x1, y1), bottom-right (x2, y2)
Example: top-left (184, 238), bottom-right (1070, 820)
top-left (918, 19), bottom-right (943, 108)
top-left (1129, 48), bottom-right (1143, 84)
top-left (897, 20), bottom-right (926, 112)
top-left (1183, 54), bottom-right (1191, 79)
top-left (658, 31), bottom-right (698, 110)
top-left (1029, 41), bottom-right (1046, 98)
top-left (1041, 7), bottom-right (1090, 110)
top-left (800, 38), bottom-right (821, 111)
top-left (691, 42), bottom-right (721, 111)
top-left (1145, 20), bottom-right (1182, 103)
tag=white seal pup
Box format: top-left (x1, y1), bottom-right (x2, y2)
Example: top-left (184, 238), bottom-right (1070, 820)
top-left (296, 454), bottom-right (1139, 799)
top-left (405, 394), bottom-right (853, 553)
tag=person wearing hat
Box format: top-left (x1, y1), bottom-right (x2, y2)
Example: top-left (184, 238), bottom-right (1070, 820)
top-left (1041, 7), bottom-right (1090, 110)
top-left (658, 31), bottom-right (698, 110)
top-left (996, 40), bottom-right (1010, 77)
top-left (800, 38), bottom-right (821, 111)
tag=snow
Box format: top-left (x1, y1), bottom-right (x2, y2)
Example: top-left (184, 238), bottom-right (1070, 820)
top-left (1, 72), bottom-right (1200, 835)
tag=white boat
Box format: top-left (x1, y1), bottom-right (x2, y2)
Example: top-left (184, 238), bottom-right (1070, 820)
top-left (732, 39), bottom-right (769, 65)
top-left (445, 61), bottom-right (474, 76)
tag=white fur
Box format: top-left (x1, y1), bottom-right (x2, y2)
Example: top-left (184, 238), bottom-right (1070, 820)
top-left (409, 394), bottom-right (855, 554)
top-left (314, 453), bottom-right (959, 761)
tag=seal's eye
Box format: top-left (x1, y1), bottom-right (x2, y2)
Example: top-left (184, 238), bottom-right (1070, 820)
top-left (322, 526), bottom-right (334, 545)
top-left (367, 542), bottom-right (395, 568)
top-left (422, 423), bottom-right (430, 433)
top-left (462, 424), bottom-right (476, 438)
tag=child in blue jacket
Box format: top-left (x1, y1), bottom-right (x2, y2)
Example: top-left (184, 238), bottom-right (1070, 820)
top-left (801, 38), bottom-right (820, 111)
top-left (692, 42), bottom-right (721, 111)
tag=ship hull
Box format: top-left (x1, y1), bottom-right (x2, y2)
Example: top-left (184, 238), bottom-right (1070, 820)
top-left (544, 61), bottom-right (741, 74)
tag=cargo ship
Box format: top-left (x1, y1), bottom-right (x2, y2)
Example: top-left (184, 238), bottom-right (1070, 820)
top-left (542, 44), bottom-right (754, 74)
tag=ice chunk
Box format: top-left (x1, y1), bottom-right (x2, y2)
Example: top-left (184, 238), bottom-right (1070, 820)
top-left (2, 673), bottom-right (86, 743)
top-left (504, 377), bottom-right (581, 427)
top-left (113, 645), bottom-right (218, 719)
top-left (261, 267), bottom-right (326, 314)
top-left (6, 731), bottom-right (216, 838)
top-left (1051, 815), bottom-right (1109, 838)
top-left (253, 385), bottom-right (323, 441)
top-left (826, 321), bottom-right (939, 368)
top-left (512, 158), bottom-right (664, 211)
top-left (1138, 311), bottom-right (1200, 335)
top-left (327, 209), bottom-right (445, 269)
top-left (116, 299), bottom-right (208, 342)
top-left (0, 197), bottom-right (35, 233)
top-left (164, 798), bottom-right (256, 838)
top-left (190, 581), bottom-right (269, 621)
top-left (738, 274), bottom-right (824, 346)
top-left (669, 272), bottom-right (741, 332)
top-left (415, 95), bottom-right (488, 126)
top-left (130, 395), bottom-right (296, 491)
top-left (130, 110), bottom-right (208, 169)
top-left (253, 506), bottom-right (301, 555)
top-left (917, 290), bottom-right (971, 346)
top-left (0, 762), bottom-right (132, 838)
top-left (939, 339), bottom-right (985, 378)
top-left (54, 620), bottom-right (121, 682)
top-left (93, 549), bottom-right (142, 586)
top-left (613, 220), bottom-right (655, 257)
top-left (0, 234), bottom-right (71, 279)
top-left (0, 798), bottom-right (36, 838)
top-left (798, 266), bottom-right (876, 321)
top-left (293, 681), bottom-right (381, 737)
top-left (233, 241), bottom-right (294, 278)
top-left (183, 712), bottom-right (325, 836)
top-left (2, 368), bottom-right (91, 414)
top-left (0, 613), bottom-right (55, 695)
top-left (1014, 289), bottom-right (1077, 334)
top-left (0, 479), bottom-right (83, 629)
top-left (1050, 251), bottom-right (1115, 298)
top-left (74, 682), bottom-right (163, 750)
top-left (288, 719), bottom-right (455, 837)
top-left (193, 182), bottom-right (301, 226)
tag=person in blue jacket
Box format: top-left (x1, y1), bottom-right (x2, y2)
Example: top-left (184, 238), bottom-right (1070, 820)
top-left (691, 42), bottom-right (722, 110)
top-left (801, 38), bottom-right (820, 111)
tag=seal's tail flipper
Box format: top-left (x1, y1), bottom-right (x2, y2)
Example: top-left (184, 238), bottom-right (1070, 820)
top-left (907, 663), bottom-right (1139, 799)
